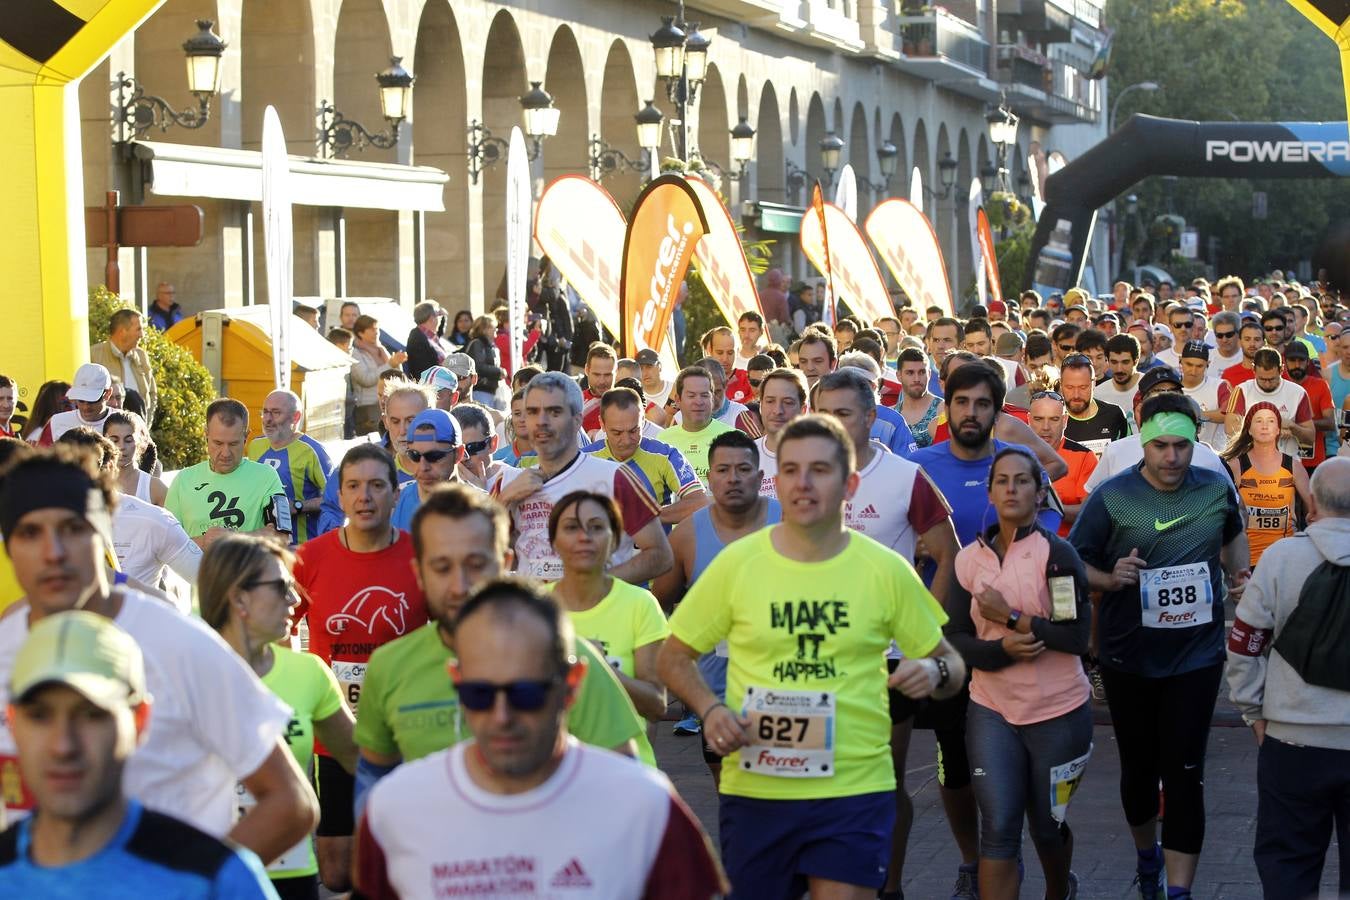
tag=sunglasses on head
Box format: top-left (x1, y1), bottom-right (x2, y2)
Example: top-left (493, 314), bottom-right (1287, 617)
top-left (407, 448), bottom-right (456, 464)
top-left (1031, 390), bottom-right (1064, 402)
top-left (464, 438), bottom-right (491, 455)
top-left (454, 677), bottom-right (560, 711)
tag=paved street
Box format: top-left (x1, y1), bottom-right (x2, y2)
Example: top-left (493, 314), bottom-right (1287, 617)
top-left (654, 702), bottom-right (1345, 899)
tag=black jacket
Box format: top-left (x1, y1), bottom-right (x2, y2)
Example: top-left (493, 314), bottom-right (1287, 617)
top-left (405, 327), bottom-right (442, 380)
top-left (467, 336), bottom-right (504, 393)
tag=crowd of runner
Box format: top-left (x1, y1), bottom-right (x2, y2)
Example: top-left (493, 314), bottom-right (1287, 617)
top-left (0, 271), bottom-right (1348, 900)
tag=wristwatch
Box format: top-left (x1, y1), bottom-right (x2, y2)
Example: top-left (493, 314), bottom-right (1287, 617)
top-left (292, 498), bottom-right (304, 515)
top-left (1006, 609), bottom-right (1022, 630)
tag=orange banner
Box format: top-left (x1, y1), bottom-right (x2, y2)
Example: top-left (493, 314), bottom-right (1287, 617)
top-left (620, 175), bottom-right (709, 358)
top-left (533, 175), bottom-right (626, 338)
top-left (865, 199), bottom-right (954, 319)
top-left (684, 175), bottom-right (763, 327)
top-left (799, 196), bottom-right (893, 324)
top-left (977, 208), bottom-right (1003, 308)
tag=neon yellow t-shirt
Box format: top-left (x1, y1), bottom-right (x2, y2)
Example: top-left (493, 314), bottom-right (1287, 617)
top-left (548, 579), bottom-right (670, 767)
top-left (669, 527), bottom-right (947, 801)
top-left (658, 419), bottom-right (735, 486)
top-left (165, 459), bottom-right (285, 538)
top-left (240, 646), bottom-right (344, 878)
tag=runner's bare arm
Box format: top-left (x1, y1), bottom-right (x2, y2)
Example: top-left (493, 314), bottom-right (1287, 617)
top-left (618, 641), bottom-right (668, 721)
top-left (918, 518), bottom-right (959, 610)
top-left (996, 414), bottom-right (1069, 481)
top-left (888, 637), bottom-right (966, 701)
top-left (657, 635), bottom-right (750, 756)
top-left (231, 738), bottom-right (320, 865)
top-left (658, 489), bottom-right (708, 526)
top-left (1222, 533), bottom-right (1252, 601)
top-left (1085, 547), bottom-right (1147, 592)
top-left (651, 521), bottom-right (694, 612)
top-left (609, 517), bottom-right (674, 583)
top-left (315, 706), bottom-right (359, 775)
top-left (1284, 416), bottom-right (1315, 445)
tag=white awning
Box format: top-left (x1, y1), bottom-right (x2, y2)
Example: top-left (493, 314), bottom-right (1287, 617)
top-left (131, 141), bottom-right (448, 212)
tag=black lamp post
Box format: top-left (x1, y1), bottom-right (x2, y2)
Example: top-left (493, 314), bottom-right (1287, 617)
top-left (316, 57), bottom-right (415, 159)
top-left (112, 19), bottom-right (226, 142)
top-left (465, 81), bottom-right (561, 184)
top-left (650, 4), bottom-right (710, 162)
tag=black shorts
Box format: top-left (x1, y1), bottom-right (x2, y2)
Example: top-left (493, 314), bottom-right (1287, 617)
top-left (316, 754), bottom-right (354, 837)
top-left (270, 875), bottom-right (319, 900)
top-left (886, 658), bottom-right (972, 790)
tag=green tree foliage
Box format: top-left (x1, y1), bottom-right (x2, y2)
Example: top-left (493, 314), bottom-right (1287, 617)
top-left (1105, 0), bottom-right (1350, 275)
top-left (87, 286), bottom-right (213, 470)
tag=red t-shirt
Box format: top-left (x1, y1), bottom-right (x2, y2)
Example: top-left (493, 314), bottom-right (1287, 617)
top-left (1222, 362), bottom-right (1255, 389)
top-left (580, 388), bottom-right (603, 436)
top-left (295, 529), bottom-right (428, 752)
top-left (879, 375), bottom-right (902, 409)
top-left (725, 370), bottom-right (754, 405)
top-left (1289, 373), bottom-right (1335, 467)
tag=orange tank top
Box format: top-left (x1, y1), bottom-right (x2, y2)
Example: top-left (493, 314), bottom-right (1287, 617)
top-left (1237, 452), bottom-right (1297, 567)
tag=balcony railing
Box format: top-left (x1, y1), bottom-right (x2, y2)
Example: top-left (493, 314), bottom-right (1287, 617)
top-left (997, 43), bottom-right (1051, 94)
top-left (1049, 56), bottom-right (1102, 119)
top-left (897, 7), bottom-right (989, 74)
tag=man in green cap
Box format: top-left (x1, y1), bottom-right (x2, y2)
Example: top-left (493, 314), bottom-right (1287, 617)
top-left (0, 611), bottom-right (277, 897)
top-left (1068, 393), bottom-right (1250, 900)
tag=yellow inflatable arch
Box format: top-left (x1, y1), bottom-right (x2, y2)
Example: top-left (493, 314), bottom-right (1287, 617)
top-left (1285, 1), bottom-right (1350, 134)
top-left (0, 1), bottom-right (163, 395)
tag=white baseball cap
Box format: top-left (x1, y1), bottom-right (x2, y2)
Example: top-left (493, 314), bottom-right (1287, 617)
top-left (67, 363), bottom-right (112, 402)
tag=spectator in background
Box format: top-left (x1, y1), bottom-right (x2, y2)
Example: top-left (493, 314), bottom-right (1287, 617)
top-left (351, 315), bottom-right (406, 436)
top-left (147, 281), bottom-right (183, 331)
top-left (406, 301), bottom-right (449, 378)
top-left (295, 305), bottom-right (320, 331)
top-left (492, 306), bottom-right (542, 380)
top-left (0, 375), bottom-right (16, 439)
top-left (570, 304), bottom-right (602, 371)
top-left (90, 308), bottom-right (158, 425)
top-left (448, 310), bottom-right (473, 348)
top-left (339, 300), bottom-right (361, 331)
top-left (466, 315), bottom-right (507, 410)
top-left (758, 268), bottom-right (791, 328)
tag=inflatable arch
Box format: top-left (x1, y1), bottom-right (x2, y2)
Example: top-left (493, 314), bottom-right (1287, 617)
top-left (1023, 115), bottom-right (1350, 295)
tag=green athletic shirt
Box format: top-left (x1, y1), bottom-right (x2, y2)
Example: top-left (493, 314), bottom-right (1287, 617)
top-left (248, 647), bottom-right (344, 879)
top-left (165, 459), bottom-right (285, 538)
top-left (354, 621), bottom-right (646, 764)
top-left (657, 419), bottom-right (735, 486)
top-left (546, 579), bottom-right (670, 767)
top-left (670, 527), bottom-right (947, 801)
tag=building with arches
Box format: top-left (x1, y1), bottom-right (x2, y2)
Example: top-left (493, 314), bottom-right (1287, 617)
top-left (82, 0), bottom-right (1108, 318)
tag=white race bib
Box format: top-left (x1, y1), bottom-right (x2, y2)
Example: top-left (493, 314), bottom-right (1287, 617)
top-left (331, 660), bottom-right (367, 713)
top-left (1246, 505), bottom-right (1290, 534)
top-left (740, 686), bottom-right (835, 778)
top-left (236, 782), bottom-right (312, 872)
top-left (1139, 562), bottom-right (1213, 629)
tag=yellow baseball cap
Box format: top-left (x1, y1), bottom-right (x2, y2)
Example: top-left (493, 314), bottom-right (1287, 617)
top-left (9, 611), bottom-right (145, 710)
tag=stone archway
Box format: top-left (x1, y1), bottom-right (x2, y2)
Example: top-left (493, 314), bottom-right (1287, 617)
top-left (542, 26), bottom-right (589, 186)
top-left (479, 10), bottom-right (528, 310)
top-left (413, 0), bottom-right (470, 310)
top-left (756, 81), bottom-right (785, 203)
top-left (598, 39), bottom-right (643, 210)
top-left (848, 101), bottom-right (871, 212)
top-left (696, 63), bottom-right (729, 180)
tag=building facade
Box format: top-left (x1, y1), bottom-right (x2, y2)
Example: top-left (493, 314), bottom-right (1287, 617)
top-left (82, 0), bottom-right (1108, 319)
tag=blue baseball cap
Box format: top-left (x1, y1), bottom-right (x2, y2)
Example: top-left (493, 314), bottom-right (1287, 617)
top-left (407, 409), bottom-right (462, 446)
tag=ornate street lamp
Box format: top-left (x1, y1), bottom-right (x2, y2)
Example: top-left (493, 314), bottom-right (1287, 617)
top-left (316, 57), bottom-right (416, 159)
top-left (466, 81), bottom-right (560, 184)
top-left (112, 19), bottom-right (226, 141)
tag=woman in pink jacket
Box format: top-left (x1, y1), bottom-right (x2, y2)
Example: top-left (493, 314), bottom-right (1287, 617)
top-left (946, 447), bottom-right (1093, 900)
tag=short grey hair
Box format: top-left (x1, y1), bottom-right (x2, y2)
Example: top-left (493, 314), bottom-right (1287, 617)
top-left (384, 382), bottom-right (434, 407)
top-left (1311, 457), bottom-right (1350, 518)
top-left (413, 301), bottom-right (442, 325)
top-left (1212, 311), bottom-right (1241, 331)
top-left (837, 351), bottom-right (881, 381)
top-left (526, 371), bottom-right (584, 418)
top-left (815, 367), bottom-right (877, 414)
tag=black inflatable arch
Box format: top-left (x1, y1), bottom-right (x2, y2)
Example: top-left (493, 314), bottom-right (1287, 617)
top-left (1023, 114), bottom-right (1350, 294)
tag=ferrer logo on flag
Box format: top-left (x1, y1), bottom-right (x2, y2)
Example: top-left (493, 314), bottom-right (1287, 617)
top-left (620, 175), bottom-right (709, 358)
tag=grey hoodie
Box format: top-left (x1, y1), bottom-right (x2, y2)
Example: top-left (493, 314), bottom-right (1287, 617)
top-left (1227, 517), bottom-right (1350, 750)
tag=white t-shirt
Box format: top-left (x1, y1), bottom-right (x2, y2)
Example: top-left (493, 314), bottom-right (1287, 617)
top-left (496, 452), bottom-right (654, 581)
top-left (645, 379), bottom-right (673, 409)
top-left (752, 435), bottom-right (778, 499)
top-left (0, 591), bottom-right (290, 833)
top-left (1183, 377), bottom-right (1231, 450)
top-left (1228, 378), bottom-right (1313, 458)
top-left (1208, 348), bottom-right (1243, 378)
top-left (357, 738), bottom-right (710, 900)
top-left (37, 408), bottom-right (113, 444)
top-left (1083, 437), bottom-right (1228, 493)
top-left (1094, 377), bottom-right (1141, 430)
top-left (844, 444), bottom-right (946, 561)
top-left (112, 493), bottom-right (202, 609)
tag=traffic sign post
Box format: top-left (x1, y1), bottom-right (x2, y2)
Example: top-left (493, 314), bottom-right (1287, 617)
top-left (85, 191), bottom-right (204, 294)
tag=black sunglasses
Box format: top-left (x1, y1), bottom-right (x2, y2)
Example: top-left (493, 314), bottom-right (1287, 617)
top-left (1057, 343), bottom-right (1076, 352)
top-left (1172, 320), bottom-right (1193, 329)
top-left (1031, 390), bottom-right (1064, 402)
top-left (244, 577), bottom-right (295, 595)
top-left (454, 678), bottom-right (560, 711)
top-left (748, 377), bottom-right (765, 389)
top-left (1213, 330), bottom-right (1236, 339)
top-left (464, 438), bottom-right (491, 455)
top-left (1264, 325), bottom-right (1283, 332)
top-left (407, 448), bottom-right (456, 464)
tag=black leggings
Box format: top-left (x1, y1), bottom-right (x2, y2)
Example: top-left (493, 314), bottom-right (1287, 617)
top-left (1100, 663), bottom-right (1223, 855)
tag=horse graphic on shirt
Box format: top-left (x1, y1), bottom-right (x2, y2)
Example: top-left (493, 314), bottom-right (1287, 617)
top-left (325, 586), bottom-right (410, 637)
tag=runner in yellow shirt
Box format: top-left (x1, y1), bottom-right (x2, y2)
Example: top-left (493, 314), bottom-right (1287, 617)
top-left (658, 414), bottom-right (965, 900)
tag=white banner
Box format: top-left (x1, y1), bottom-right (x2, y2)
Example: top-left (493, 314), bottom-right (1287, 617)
top-left (968, 178), bottom-right (985, 307)
top-left (261, 106), bottom-right (292, 391)
top-left (506, 127), bottom-right (531, 376)
top-left (909, 167), bottom-right (924, 217)
top-left (834, 164), bottom-right (858, 223)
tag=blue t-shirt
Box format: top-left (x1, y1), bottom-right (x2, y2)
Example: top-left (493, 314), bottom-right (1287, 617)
top-left (317, 439), bottom-right (415, 535)
top-left (247, 434), bottom-right (333, 543)
top-left (0, 800), bottom-right (277, 898)
top-left (391, 480), bottom-right (422, 532)
top-left (871, 406), bottom-right (918, 457)
top-left (907, 439), bottom-right (1061, 546)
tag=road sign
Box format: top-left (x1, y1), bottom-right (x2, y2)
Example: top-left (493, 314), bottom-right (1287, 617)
top-left (84, 192), bottom-right (204, 294)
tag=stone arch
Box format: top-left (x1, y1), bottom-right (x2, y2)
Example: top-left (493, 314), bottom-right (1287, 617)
top-left (133, 0), bottom-right (222, 149)
top-left (957, 128), bottom-right (973, 303)
top-left (913, 118), bottom-right (930, 190)
top-left (241, 0), bottom-right (315, 154)
top-left (848, 101), bottom-right (871, 211)
top-left (788, 87), bottom-right (800, 146)
top-left (805, 92), bottom-right (827, 188)
top-left (542, 26), bottom-right (589, 186)
top-left (413, 0), bottom-right (470, 308)
top-left (696, 63), bottom-right (729, 178)
top-left (480, 9), bottom-right (529, 310)
top-left (598, 39), bottom-right (643, 209)
top-left (936, 123), bottom-right (955, 301)
top-left (888, 112), bottom-right (907, 195)
top-left (756, 81), bottom-right (785, 203)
